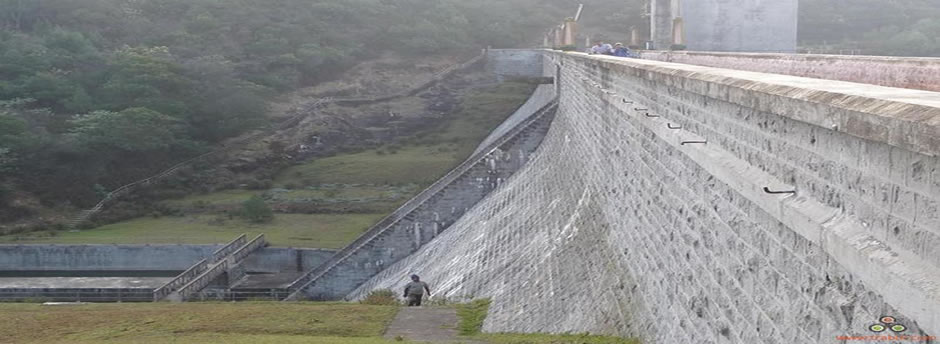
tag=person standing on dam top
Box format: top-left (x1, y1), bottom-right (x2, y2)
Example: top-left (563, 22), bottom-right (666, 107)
top-left (590, 41), bottom-right (613, 55)
top-left (404, 274), bottom-right (431, 306)
top-left (612, 43), bottom-right (633, 58)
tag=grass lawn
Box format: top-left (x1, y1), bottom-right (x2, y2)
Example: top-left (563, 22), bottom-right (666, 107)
top-left (456, 299), bottom-right (639, 344)
top-left (0, 302), bottom-right (638, 344)
top-left (162, 189), bottom-right (260, 207)
top-left (275, 144), bottom-right (462, 186)
top-left (0, 302), bottom-right (400, 344)
top-left (163, 185), bottom-right (416, 209)
top-left (269, 185), bottom-right (415, 201)
top-left (0, 213), bottom-right (385, 248)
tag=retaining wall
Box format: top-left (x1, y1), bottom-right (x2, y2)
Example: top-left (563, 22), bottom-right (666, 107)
top-left (0, 245), bottom-right (333, 274)
top-left (0, 245), bottom-right (220, 272)
top-left (639, 51), bottom-right (940, 92)
top-left (0, 288), bottom-right (153, 302)
top-left (241, 248), bottom-right (336, 273)
top-left (353, 51), bottom-right (940, 343)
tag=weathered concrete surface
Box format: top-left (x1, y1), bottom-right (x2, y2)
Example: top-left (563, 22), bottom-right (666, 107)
top-left (649, 0), bottom-right (675, 50)
top-left (233, 272), bottom-right (304, 289)
top-left (0, 287), bottom-right (153, 302)
top-left (0, 245), bottom-right (333, 275)
top-left (240, 248), bottom-right (335, 273)
top-left (384, 308), bottom-right (478, 343)
top-left (0, 277), bottom-right (170, 288)
top-left (0, 245), bottom-right (220, 271)
top-left (353, 51), bottom-right (940, 343)
top-left (484, 49), bottom-right (544, 80)
top-left (640, 51), bottom-right (940, 92)
top-left (651, 0), bottom-right (798, 52)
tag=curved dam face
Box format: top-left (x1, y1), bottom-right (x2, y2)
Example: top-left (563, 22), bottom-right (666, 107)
top-left (353, 51), bottom-right (940, 343)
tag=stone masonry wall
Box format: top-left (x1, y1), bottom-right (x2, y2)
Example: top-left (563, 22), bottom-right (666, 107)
top-left (353, 51), bottom-right (940, 343)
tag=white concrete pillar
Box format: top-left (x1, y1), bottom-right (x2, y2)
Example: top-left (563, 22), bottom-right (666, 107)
top-left (563, 19), bottom-right (577, 46)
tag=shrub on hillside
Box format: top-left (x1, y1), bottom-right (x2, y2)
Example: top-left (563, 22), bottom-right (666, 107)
top-left (241, 195), bottom-right (274, 223)
top-left (360, 289), bottom-right (399, 306)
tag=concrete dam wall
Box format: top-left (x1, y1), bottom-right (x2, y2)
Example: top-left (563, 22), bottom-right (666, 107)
top-left (353, 51), bottom-right (940, 343)
top-left (288, 101), bottom-right (558, 300)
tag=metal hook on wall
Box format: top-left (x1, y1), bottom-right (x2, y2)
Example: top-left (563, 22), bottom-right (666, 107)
top-left (763, 187), bottom-right (796, 195)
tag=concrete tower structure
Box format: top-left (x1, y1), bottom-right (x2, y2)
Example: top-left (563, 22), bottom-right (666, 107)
top-left (650, 0), bottom-right (798, 52)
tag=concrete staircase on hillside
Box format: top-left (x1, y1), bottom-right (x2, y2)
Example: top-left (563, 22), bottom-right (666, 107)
top-left (153, 234), bottom-right (268, 302)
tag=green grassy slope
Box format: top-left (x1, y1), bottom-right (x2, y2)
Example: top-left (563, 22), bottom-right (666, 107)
top-left (0, 303), bottom-right (400, 344)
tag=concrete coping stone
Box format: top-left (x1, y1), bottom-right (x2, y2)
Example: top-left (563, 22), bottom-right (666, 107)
top-left (547, 50), bottom-right (940, 157)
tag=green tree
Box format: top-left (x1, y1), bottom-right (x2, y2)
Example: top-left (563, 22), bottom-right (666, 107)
top-left (99, 46), bottom-right (192, 117)
top-left (242, 195), bottom-right (273, 223)
top-left (69, 107), bottom-right (183, 152)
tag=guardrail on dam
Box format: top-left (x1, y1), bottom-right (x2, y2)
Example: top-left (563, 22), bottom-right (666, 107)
top-left (352, 50), bottom-right (940, 343)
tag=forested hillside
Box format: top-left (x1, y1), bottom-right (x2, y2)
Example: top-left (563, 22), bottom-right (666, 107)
top-left (0, 0), bottom-right (578, 224)
top-left (800, 0), bottom-right (940, 56)
top-left (2, 0), bottom-right (939, 228)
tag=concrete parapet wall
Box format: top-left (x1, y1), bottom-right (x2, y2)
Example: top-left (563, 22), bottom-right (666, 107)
top-left (0, 288), bottom-right (153, 302)
top-left (639, 51), bottom-right (940, 92)
top-left (0, 245), bottom-right (334, 274)
top-left (354, 51), bottom-right (940, 343)
top-left (0, 245), bottom-right (220, 271)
